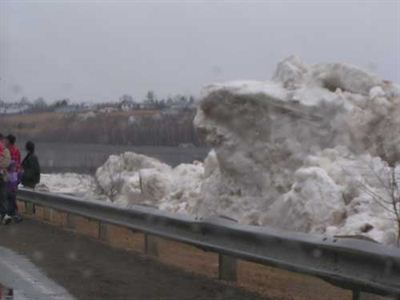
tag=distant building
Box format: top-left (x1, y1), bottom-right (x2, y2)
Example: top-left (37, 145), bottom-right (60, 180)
top-left (119, 99), bottom-right (138, 111)
top-left (98, 106), bottom-right (118, 113)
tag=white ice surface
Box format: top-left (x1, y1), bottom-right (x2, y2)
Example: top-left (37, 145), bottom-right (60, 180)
top-left (38, 173), bottom-right (96, 198)
top-left (42, 56), bottom-right (400, 246)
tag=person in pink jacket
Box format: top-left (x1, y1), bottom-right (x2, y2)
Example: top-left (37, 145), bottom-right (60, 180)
top-left (0, 133), bottom-right (11, 224)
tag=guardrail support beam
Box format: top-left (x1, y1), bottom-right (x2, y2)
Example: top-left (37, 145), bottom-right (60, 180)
top-left (66, 213), bottom-right (75, 229)
top-left (144, 234), bottom-right (159, 257)
top-left (25, 202), bottom-right (35, 215)
top-left (98, 222), bottom-right (108, 241)
top-left (218, 254), bottom-right (237, 282)
top-left (353, 290), bottom-right (360, 300)
top-left (43, 207), bottom-right (51, 221)
top-left (353, 290), bottom-right (387, 300)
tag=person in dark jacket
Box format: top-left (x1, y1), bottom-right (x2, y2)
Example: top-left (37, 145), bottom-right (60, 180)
top-left (21, 141), bottom-right (40, 188)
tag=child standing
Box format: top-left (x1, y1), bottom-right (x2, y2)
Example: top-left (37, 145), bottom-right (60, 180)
top-left (0, 134), bottom-right (11, 225)
top-left (6, 161), bottom-right (22, 223)
top-left (6, 134), bottom-right (22, 222)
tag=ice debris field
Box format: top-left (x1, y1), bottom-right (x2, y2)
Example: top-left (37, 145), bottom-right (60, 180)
top-left (40, 56), bottom-right (400, 246)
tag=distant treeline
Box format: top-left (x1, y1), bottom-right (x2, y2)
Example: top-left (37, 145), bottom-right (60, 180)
top-left (0, 109), bottom-right (204, 147)
top-left (45, 110), bottom-right (202, 146)
top-left (0, 91), bottom-right (206, 147)
top-left (0, 91), bottom-right (196, 114)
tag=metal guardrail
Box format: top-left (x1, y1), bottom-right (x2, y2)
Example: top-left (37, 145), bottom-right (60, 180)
top-left (17, 188), bottom-right (400, 299)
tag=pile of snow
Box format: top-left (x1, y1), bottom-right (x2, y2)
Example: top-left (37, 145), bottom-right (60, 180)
top-left (43, 56), bottom-right (400, 246)
top-left (38, 153), bottom-right (204, 212)
top-left (192, 55), bottom-right (400, 245)
top-left (95, 152), bottom-right (204, 210)
top-left (38, 173), bottom-right (97, 199)
top-left (264, 148), bottom-right (399, 245)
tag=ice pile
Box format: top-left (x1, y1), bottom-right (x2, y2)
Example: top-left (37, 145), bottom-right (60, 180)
top-left (40, 153), bottom-right (204, 212)
top-left (43, 56), bottom-right (400, 245)
top-left (94, 152), bottom-right (204, 211)
top-left (193, 56), bottom-right (400, 245)
top-left (38, 173), bottom-right (97, 199)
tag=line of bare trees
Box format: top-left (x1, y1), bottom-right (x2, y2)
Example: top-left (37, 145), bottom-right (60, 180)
top-left (0, 110), bottom-right (203, 147)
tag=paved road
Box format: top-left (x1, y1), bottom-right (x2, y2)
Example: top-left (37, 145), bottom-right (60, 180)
top-left (0, 246), bottom-right (74, 300)
top-left (0, 219), bottom-right (266, 300)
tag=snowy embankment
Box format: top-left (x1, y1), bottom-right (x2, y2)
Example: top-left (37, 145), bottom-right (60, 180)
top-left (40, 56), bottom-right (400, 246)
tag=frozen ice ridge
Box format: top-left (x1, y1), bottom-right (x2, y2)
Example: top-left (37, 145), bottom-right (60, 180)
top-left (194, 55), bottom-right (400, 245)
top-left (43, 56), bottom-right (400, 246)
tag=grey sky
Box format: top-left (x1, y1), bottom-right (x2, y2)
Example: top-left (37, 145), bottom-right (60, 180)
top-left (0, 0), bottom-right (399, 103)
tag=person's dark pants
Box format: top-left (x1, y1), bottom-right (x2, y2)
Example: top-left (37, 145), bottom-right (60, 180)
top-left (0, 179), bottom-right (8, 218)
top-left (6, 193), bottom-right (18, 216)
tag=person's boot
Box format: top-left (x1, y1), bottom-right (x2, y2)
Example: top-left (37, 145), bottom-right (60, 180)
top-left (13, 214), bottom-right (23, 223)
top-left (2, 214), bottom-right (12, 225)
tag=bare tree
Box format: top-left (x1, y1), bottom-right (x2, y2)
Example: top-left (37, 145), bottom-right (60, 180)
top-left (357, 163), bottom-right (400, 246)
top-left (93, 161), bottom-right (123, 203)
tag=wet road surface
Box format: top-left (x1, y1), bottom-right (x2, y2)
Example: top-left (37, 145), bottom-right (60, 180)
top-left (0, 219), bottom-right (266, 300)
top-left (0, 246), bottom-right (74, 300)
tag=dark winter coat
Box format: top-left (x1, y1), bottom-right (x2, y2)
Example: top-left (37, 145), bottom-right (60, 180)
top-left (21, 153), bottom-right (40, 188)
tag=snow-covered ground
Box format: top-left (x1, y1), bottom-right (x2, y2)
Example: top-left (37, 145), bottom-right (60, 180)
top-left (40, 56), bottom-right (400, 246)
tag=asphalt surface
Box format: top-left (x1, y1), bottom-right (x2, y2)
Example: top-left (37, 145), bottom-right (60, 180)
top-left (0, 219), bottom-right (266, 300)
top-left (0, 246), bottom-right (75, 300)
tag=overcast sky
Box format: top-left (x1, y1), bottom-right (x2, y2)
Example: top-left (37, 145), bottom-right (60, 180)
top-left (0, 0), bottom-right (399, 103)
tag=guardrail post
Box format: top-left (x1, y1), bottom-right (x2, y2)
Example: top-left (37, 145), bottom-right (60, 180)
top-left (43, 207), bottom-right (51, 221)
top-left (25, 202), bottom-right (35, 215)
top-left (144, 234), bottom-right (158, 257)
top-left (98, 221), bottom-right (108, 241)
top-left (352, 290), bottom-right (360, 300)
top-left (66, 213), bottom-right (75, 229)
top-left (218, 254), bottom-right (237, 282)
top-left (352, 290), bottom-right (386, 300)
